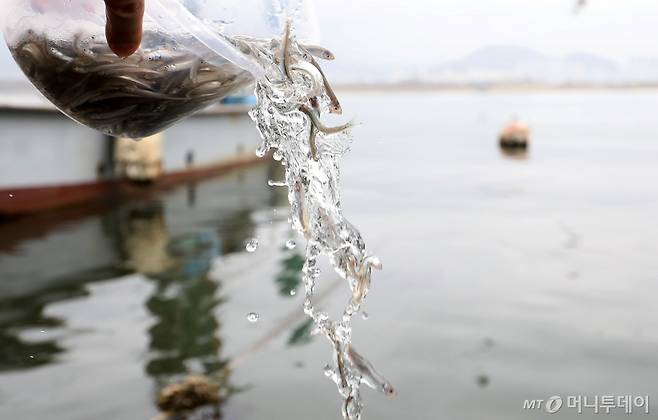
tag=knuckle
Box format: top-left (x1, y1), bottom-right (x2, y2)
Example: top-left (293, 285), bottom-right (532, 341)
top-left (106, 0), bottom-right (144, 18)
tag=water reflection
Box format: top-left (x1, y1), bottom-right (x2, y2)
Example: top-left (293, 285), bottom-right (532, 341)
top-left (499, 146), bottom-right (529, 161)
top-left (146, 228), bottom-right (229, 417)
top-left (0, 163), bottom-right (308, 419)
top-left (0, 286), bottom-right (64, 371)
top-left (143, 231), bottom-right (226, 381)
top-left (273, 246), bottom-right (316, 347)
top-left (274, 249), bottom-right (304, 298)
top-left (0, 264), bottom-right (129, 371)
top-left (287, 318), bottom-right (314, 347)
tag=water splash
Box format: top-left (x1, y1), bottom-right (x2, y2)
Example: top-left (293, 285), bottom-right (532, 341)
top-left (246, 312), bottom-right (260, 323)
top-left (241, 23), bottom-right (394, 420)
top-left (10, 16), bottom-right (392, 420)
top-left (245, 238), bottom-right (259, 252)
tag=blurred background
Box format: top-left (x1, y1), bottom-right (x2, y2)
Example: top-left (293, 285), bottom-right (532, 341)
top-left (2, 0), bottom-right (658, 419)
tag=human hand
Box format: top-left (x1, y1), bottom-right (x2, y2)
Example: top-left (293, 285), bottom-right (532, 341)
top-left (104, 0), bottom-right (145, 57)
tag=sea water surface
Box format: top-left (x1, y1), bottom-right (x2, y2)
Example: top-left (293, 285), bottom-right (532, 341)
top-left (1, 90), bottom-right (658, 419)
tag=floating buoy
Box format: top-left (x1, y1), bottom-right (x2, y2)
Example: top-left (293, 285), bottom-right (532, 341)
top-left (499, 121), bottom-right (529, 149)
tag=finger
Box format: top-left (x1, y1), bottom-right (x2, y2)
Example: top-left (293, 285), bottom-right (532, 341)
top-left (104, 0), bottom-right (145, 57)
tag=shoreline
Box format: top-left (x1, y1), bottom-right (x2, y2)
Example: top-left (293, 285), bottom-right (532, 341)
top-left (334, 82), bottom-right (658, 93)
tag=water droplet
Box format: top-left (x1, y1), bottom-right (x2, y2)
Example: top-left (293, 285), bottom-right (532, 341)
top-left (369, 256), bottom-right (383, 270)
top-left (310, 325), bottom-right (322, 336)
top-left (40, 330), bottom-right (45, 333)
top-left (246, 312), bottom-right (260, 323)
top-left (245, 238), bottom-right (259, 252)
top-left (323, 364), bottom-right (334, 377)
top-left (8, 193), bottom-right (14, 198)
top-left (255, 147), bottom-right (266, 157)
top-left (267, 179), bottom-right (286, 187)
top-left (361, 312), bottom-right (369, 320)
top-left (29, 355), bottom-right (34, 359)
top-left (286, 239), bottom-right (296, 249)
top-left (289, 289), bottom-right (296, 296)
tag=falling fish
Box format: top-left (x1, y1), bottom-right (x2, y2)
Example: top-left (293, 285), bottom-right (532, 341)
top-left (333, 340), bottom-right (350, 391)
top-left (282, 20), bottom-right (294, 81)
top-left (280, 24), bottom-right (342, 114)
top-left (349, 254), bottom-right (382, 307)
top-left (301, 44), bottom-right (336, 61)
top-left (293, 180), bottom-right (311, 237)
top-left (346, 346), bottom-right (396, 397)
top-left (295, 104), bottom-right (321, 160)
top-left (304, 54), bottom-right (342, 114)
top-left (298, 105), bottom-right (353, 135)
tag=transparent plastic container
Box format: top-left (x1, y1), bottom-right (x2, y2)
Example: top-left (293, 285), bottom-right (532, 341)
top-left (1, 0), bottom-right (318, 138)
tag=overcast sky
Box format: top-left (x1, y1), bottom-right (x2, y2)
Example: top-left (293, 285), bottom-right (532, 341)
top-left (313, 0), bottom-right (658, 67)
top-left (2, 0), bottom-right (658, 79)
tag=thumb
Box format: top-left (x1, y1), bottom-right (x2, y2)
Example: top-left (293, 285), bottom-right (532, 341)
top-left (104, 0), bottom-right (145, 57)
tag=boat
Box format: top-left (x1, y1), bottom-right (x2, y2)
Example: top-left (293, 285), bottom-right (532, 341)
top-left (0, 82), bottom-right (265, 216)
top-left (499, 120), bottom-right (530, 149)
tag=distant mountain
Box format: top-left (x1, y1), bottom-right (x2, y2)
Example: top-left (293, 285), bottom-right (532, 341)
top-left (428, 45), bottom-right (623, 84)
top-left (624, 57), bottom-right (658, 82)
top-left (329, 45), bottom-right (658, 86)
top-left (453, 45), bottom-right (547, 72)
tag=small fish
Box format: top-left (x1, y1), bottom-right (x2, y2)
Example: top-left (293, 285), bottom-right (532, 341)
top-left (347, 254), bottom-right (381, 307)
top-left (304, 54), bottom-right (342, 114)
top-left (87, 104), bottom-right (138, 121)
top-left (351, 268), bottom-right (370, 307)
top-left (301, 44), bottom-right (336, 61)
top-left (282, 20), bottom-right (293, 81)
top-left (335, 349), bottom-right (349, 390)
top-left (116, 74), bottom-right (156, 91)
top-left (71, 32), bottom-right (90, 57)
top-left (293, 181), bottom-right (311, 237)
top-left (122, 87), bottom-right (184, 101)
top-left (186, 80), bottom-right (224, 98)
top-left (298, 105), bottom-right (353, 136)
top-left (81, 62), bottom-right (139, 75)
top-left (188, 59), bottom-right (201, 81)
top-left (289, 60), bottom-right (322, 95)
top-left (329, 335), bottom-right (349, 391)
top-left (296, 105), bottom-right (320, 160)
top-left (346, 346), bottom-right (396, 397)
top-left (342, 396), bottom-right (353, 420)
top-left (67, 88), bottom-right (102, 109)
top-left (309, 96), bottom-right (320, 110)
top-left (308, 124), bottom-right (319, 160)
